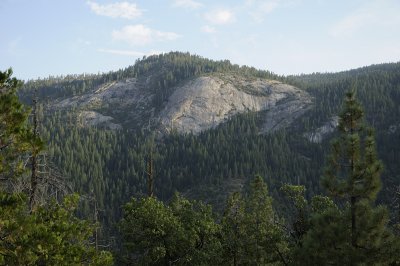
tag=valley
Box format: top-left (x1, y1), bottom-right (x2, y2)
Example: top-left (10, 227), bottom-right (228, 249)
top-left (5, 52), bottom-right (400, 264)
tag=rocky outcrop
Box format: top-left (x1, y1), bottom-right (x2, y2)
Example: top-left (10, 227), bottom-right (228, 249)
top-left (160, 75), bottom-right (312, 134)
top-left (51, 73), bottom-right (312, 134)
top-left (388, 124), bottom-right (400, 134)
top-left (304, 116), bottom-right (339, 143)
top-left (78, 111), bottom-right (122, 130)
top-left (55, 78), bottom-right (150, 109)
top-left (52, 78), bottom-right (154, 129)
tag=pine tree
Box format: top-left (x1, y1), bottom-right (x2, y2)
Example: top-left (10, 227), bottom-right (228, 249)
top-left (0, 69), bottom-right (113, 265)
top-left (120, 194), bottom-right (222, 265)
top-left (246, 176), bottom-right (289, 265)
top-left (323, 91), bottom-right (382, 245)
top-left (221, 192), bottom-right (246, 266)
top-left (0, 68), bottom-right (29, 181)
top-left (301, 91), bottom-right (400, 264)
top-left (221, 176), bottom-right (288, 265)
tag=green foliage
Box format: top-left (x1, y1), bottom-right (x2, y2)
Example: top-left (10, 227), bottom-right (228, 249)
top-left (220, 192), bottom-right (246, 265)
top-left (290, 64), bottom-right (400, 206)
top-left (322, 91), bottom-right (383, 200)
top-left (169, 194), bottom-right (222, 264)
top-left (298, 200), bottom-right (399, 265)
top-left (297, 206), bottom-right (349, 265)
top-left (281, 184), bottom-right (307, 210)
top-left (297, 91), bottom-right (400, 265)
top-left (120, 197), bottom-right (183, 264)
top-left (0, 192), bottom-right (113, 265)
top-left (0, 67), bottom-right (45, 207)
top-left (0, 68), bottom-right (113, 265)
top-left (43, 111), bottom-right (322, 231)
top-left (14, 56), bottom-right (400, 263)
top-left (221, 176), bottom-right (288, 265)
top-left (244, 176), bottom-right (287, 264)
top-left (128, 52), bottom-right (280, 107)
top-left (281, 184), bottom-right (337, 264)
top-left (21, 52), bottom-right (280, 107)
top-left (0, 68), bottom-right (29, 179)
top-left (20, 54), bottom-right (400, 234)
top-left (310, 195), bottom-right (336, 213)
top-left (120, 195), bottom-right (221, 265)
top-left (120, 176), bottom-right (290, 265)
top-left (280, 185), bottom-right (309, 247)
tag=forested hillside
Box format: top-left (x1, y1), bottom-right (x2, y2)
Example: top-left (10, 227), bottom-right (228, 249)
top-left (7, 52), bottom-right (400, 264)
top-left (289, 63), bottom-right (400, 204)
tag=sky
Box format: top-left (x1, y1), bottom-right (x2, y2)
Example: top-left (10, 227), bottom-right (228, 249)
top-left (1, 0), bottom-right (400, 80)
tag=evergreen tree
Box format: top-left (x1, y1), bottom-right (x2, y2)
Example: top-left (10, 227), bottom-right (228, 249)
top-left (323, 91), bottom-right (382, 245)
top-left (301, 91), bottom-right (399, 264)
top-left (281, 184), bottom-right (339, 264)
top-left (0, 68), bottom-right (29, 181)
top-left (120, 194), bottom-right (221, 265)
top-left (0, 192), bottom-right (113, 265)
top-left (280, 184), bottom-right (308, 246)
top-left (169, 193), bottom-right (222, 265)
top-left (0, 69), bottom-right (113, 265)
top-left (221, 192), bottom-right (246, 265)
top-left (221, 176), bottom-right (288, 265)
top-left (244, 176), bottom-right (287, 264)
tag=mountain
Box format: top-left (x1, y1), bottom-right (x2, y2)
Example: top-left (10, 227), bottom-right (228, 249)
top-left (20, 52), bottom-right (400, 235)
top-left (22, 52), bottom-right (311, 135)
top-left (41, 72), bottom-right (310, 135)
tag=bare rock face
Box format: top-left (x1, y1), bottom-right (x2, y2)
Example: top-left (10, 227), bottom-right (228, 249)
top-left (78, 111), bottom-right (122, 130)
top-left (52, 78), bottom-right (154, 129)
top-left (388, 123), bottom-right (400, 134)
top-left (160, 75), bottom-right (312, 134)
top-left (304, 116), bottom-right (339, 143)
top-left (259, 84), bottom-right (312, 133)
top-left (55, 78), bottom-right (148, 109)
top-left (50, 73), bottom-right (312, 134)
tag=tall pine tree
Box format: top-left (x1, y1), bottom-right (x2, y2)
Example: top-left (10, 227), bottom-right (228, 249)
top-left (0, 69), bottom-right (113, 265)
top-left (0, 68), bottom-right (29, 181)
top-left (301, 91), bottom-right (399, 264)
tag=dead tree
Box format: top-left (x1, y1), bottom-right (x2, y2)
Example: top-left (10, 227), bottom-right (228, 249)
top-left (145, 152), bottom-right (154, 197)
top-left (29, 91), bottom-right (39, 211)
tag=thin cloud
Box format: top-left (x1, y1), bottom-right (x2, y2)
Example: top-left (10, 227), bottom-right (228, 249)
top-left (330, 9), bottom-right (374, 37)
top-left (97, 48), bottom-right (145, 56)
top-left (77, 38), bottom-right (92, 46)
top-left (204, 9), bottom-right (235, 25)
top-left (7, 37), bottom-right (24, 56)
top-left (97, 48), bottom-right (164, 57)
top-left (112, 24), bottom-right (181, 46)
top-left (330, 0), bottom-right (400, 37)
top-left (87, 1), bottom-right (142, 19)
top-left (245, 0), bottom-right (299, 22)
top-left (201, 25), bottom-right (216, 34)
top-left (248, 1), bottom-right (279, 23)
top-left (257, 0), bottom-right (280, 13)
top-left (173, 0), bottom-right (202, 9)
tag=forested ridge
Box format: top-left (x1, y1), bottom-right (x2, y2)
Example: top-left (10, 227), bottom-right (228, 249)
top-left (2, 52), bottom-right (400, 264)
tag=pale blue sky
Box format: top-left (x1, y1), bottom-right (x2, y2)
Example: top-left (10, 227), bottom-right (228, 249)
top-left (1, 0), bottom-right (400, 80)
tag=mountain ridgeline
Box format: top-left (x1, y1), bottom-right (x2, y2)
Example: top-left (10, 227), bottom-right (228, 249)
top-left (20, 52), bottom-right (400, 236)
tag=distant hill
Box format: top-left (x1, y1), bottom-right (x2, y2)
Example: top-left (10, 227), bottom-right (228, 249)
top-left (20, 52), bottom-right (400, 235)
top-left (21, 52), bottom-right (297, 133)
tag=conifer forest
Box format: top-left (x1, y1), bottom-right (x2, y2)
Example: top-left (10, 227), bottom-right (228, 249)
top-left (2, 53), bottom-right (400, 265)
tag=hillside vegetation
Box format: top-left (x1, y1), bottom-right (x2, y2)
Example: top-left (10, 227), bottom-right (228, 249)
top-left (9, 53), bottom-right (400, 263)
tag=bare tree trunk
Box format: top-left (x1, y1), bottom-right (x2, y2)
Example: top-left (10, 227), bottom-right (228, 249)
top-left (29, 93), bottom-right (38, 212)
top-left (147, 152), bottom-right (154, 197)
top-left (350, 116), bottom-right (357, 249)
top-left (94, 196), bottom-right (99, 251)
top-left (351, 196), bottom-right (356, 246)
